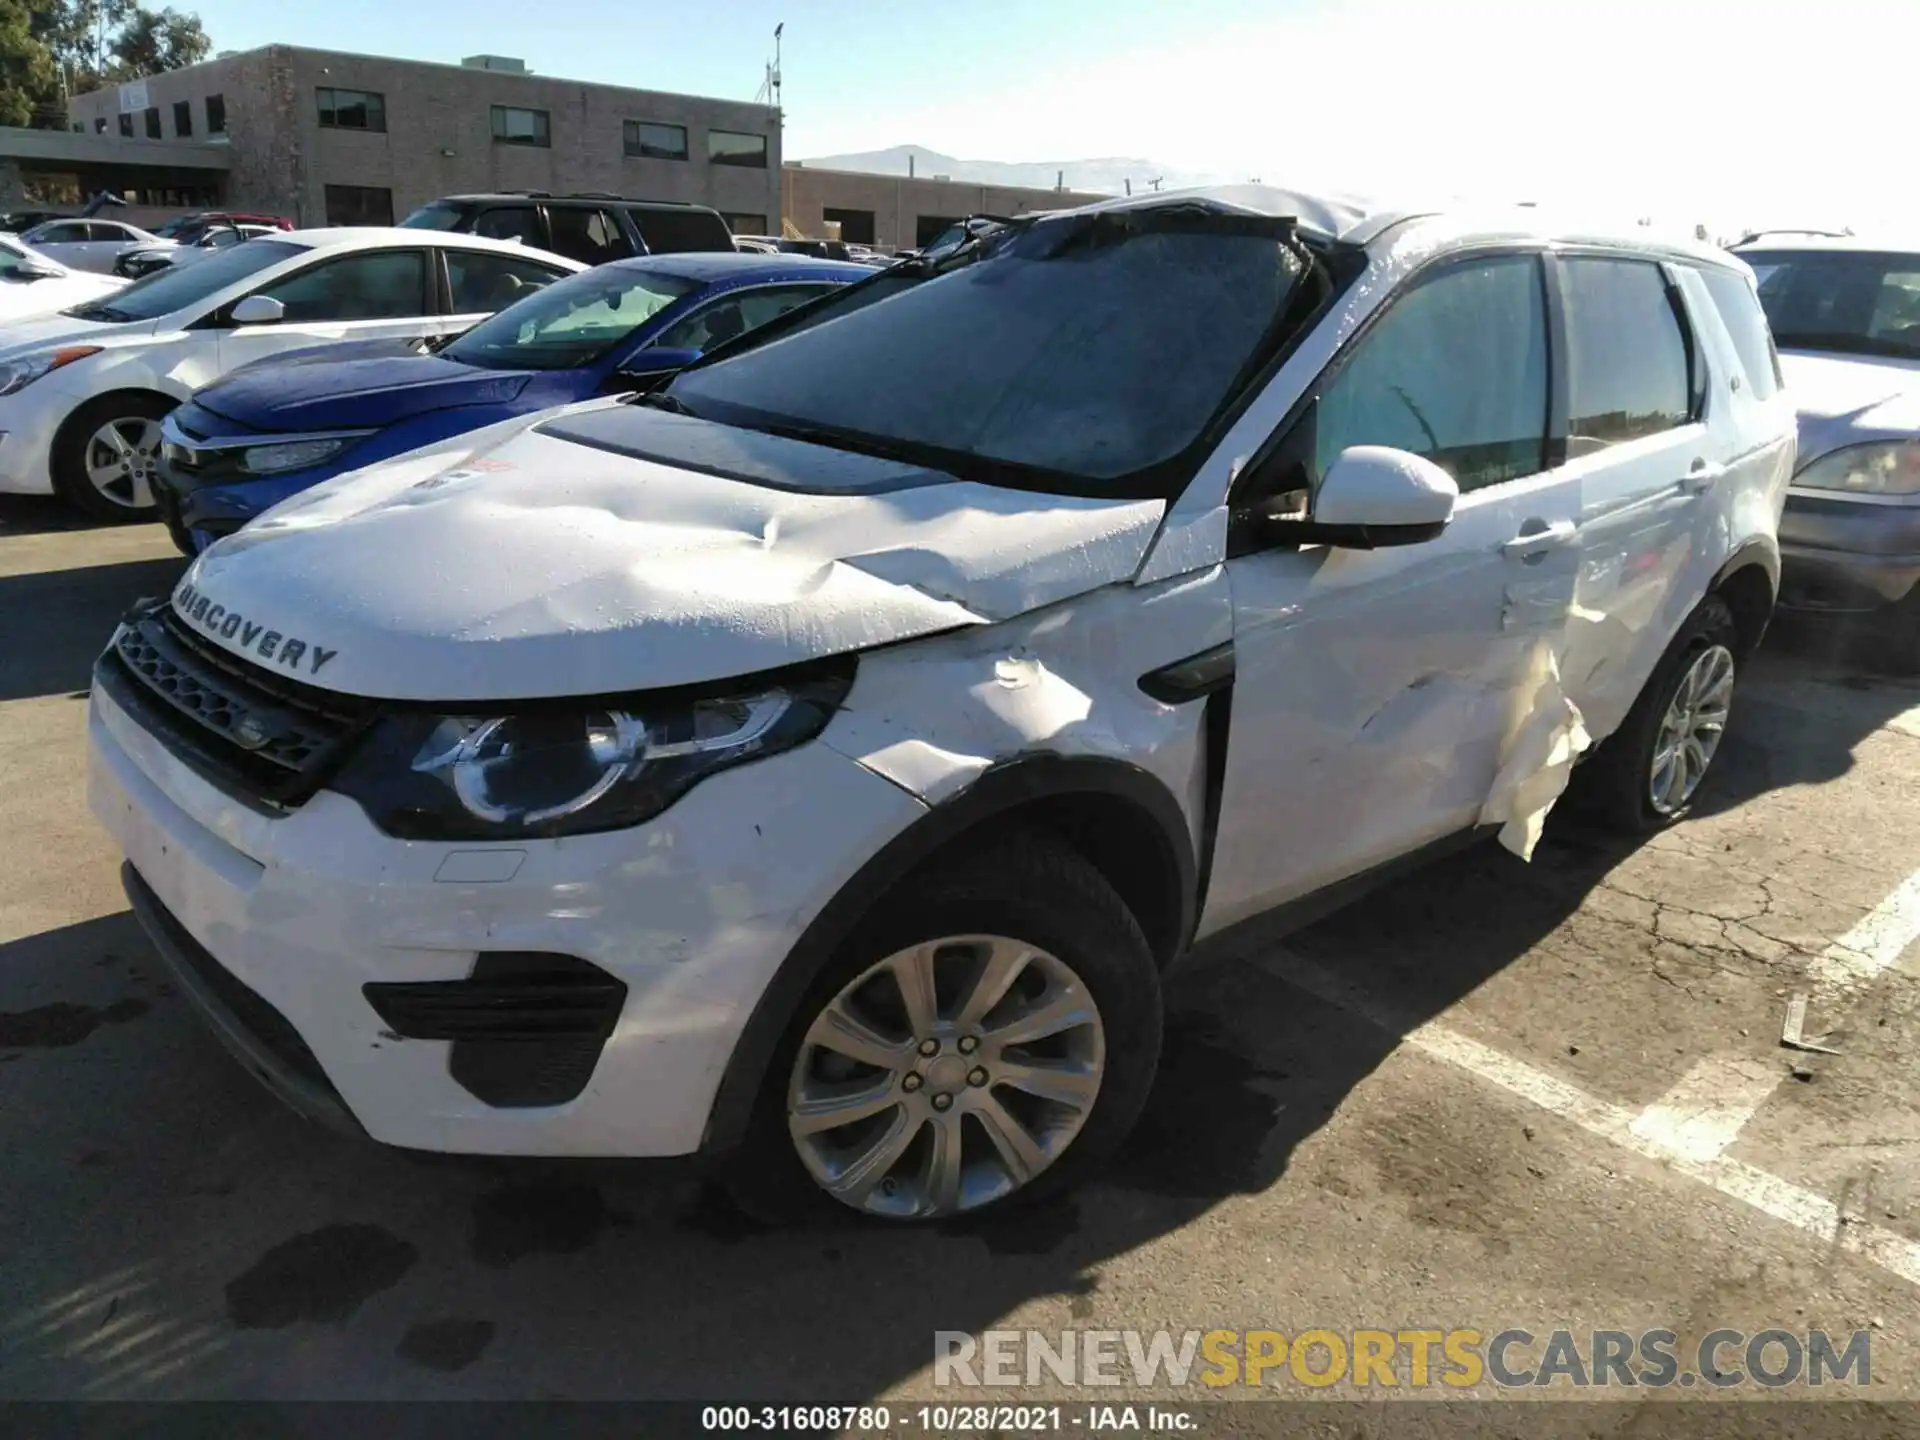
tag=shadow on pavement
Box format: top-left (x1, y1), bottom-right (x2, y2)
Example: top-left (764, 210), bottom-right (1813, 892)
top-left (0, 495), bottom-right (129, 538)
top-left (0, 556), bottom-right (184, 703)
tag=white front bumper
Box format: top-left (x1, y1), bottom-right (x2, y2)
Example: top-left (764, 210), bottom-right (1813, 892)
top-left (0, 383), bottom-right (76, 496)
top-left (86, 682), bottom-right (927, 1156)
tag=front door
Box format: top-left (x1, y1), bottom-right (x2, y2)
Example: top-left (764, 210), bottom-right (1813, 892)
top-left (216, 248), bottom-right (446, 371)
top-left (1201, 251), bottom-right (1583, 935)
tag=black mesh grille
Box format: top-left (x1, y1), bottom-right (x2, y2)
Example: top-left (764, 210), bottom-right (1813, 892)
top-left (98, 603), bottom-right (376, 808)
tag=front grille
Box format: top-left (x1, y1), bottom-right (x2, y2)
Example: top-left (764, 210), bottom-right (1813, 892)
top-left (99, 602), bottom-right (376, 809)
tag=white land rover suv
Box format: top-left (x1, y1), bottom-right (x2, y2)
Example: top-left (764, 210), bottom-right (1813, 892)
top-left (88, 187), bottom-right (1793, 1223)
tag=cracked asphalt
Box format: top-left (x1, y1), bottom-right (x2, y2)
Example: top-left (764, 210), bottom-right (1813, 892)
top-left (4, 497), bottom-right (1920, 1427)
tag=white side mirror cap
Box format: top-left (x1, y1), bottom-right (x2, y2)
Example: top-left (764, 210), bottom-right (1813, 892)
top-left (1314, 445), bottom-right (1458, 534)
top-left (230, 295), bottom-right (285, 326)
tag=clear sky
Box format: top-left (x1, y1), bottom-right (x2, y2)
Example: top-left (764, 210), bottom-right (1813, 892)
top-left (183, 0), bottom-right (1916, 235)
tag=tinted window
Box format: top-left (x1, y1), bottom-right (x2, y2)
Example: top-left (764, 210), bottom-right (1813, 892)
top-left (173, 99), bottom-right (191, 136)
top-left (399, 202), bottom-right (470, 233)
top-left (88, 223), bottom-right (135, 241)
top-left (471, 206), bottom-right (542, 246)
top-left (317, 87), bottom-right (386, 131)
top-left (652, 285), bottom-right (836, 352)
top-left (75, 239), bottom-right (305, 321)
top-left (1699, 266), bottom-right (1781, 401)
top-left (442, 265), bottom-right (698, 371)
top-left (322, 184), bottom-right (394, 226)
top-left (447, 251), bottom-right (571, 313)
top-left (1742, 249), bottom-right (1920, 362)
top-left (1315, 255), bottom-right (1548, 494)
top-left (548, 208), bottom-right (635, 265)
top-left (144, 107), bottom-right (160, 138)
top-left (206, 94), bottom-right (225, 133)
top-left (708, 130), bottom-right (767, 167)
top-left (34, 223), bottom-right (88, 243)
top-left (1562, 258), bottom-right (1691, 455)
top-left (117, 114), bottom-right (132, 137)
top-left (491, 106), bottom-right (550, 147)
top-left (255, 250), bottom-right (427, 322)
top-left (626, 206), bottom-right (732, 255)
top-left (672, 219), bottom-right (1307, 492)
top-left (624, 120), bottom-right (687, 160)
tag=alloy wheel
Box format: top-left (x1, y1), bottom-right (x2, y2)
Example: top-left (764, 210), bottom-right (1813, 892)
top-left (1648, 643), bottom-right (1735, 815)
top-left (85, 416), bottom-right (165, 511)
top-left (787, 935), bottom-right (1106, 1219)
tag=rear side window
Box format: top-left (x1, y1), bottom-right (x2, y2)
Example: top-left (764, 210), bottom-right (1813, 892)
top-left (471, 205), bottom-right (542, 248)
top-left (1698, 266), bottom-right (1782, 400)
top-left (256, 250), bottom-right (428, 322)
top-left (1314, 254), bottom-right (1550, 493)
top-left (548, 208), bottom-right (636, 266)
top-left (446, 251), bottom-right (571, 313)
top-left (626, 206), bottom-right (733, 255)
top-left (1560, 258), bottom-right (1692, 456)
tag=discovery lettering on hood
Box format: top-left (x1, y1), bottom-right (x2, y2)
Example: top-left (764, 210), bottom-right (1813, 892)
top-left (172, 581), bottom-right (338, 677)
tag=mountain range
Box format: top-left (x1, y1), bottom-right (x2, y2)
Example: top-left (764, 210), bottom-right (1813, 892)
top-left (790, 145), bottom-right (1235, 197)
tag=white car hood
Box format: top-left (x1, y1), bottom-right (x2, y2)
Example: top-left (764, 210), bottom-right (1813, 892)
top-left (172, 408), bottom-right (1168, 700)
top-left (1779, 350), bottom-right (1920, 450)
top-left (0, 311), bottom-right (153, 357)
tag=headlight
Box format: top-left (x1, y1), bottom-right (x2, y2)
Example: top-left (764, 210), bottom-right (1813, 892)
top-left (241, 436), bottom-right (363, 475)
top-left (1794, 441), bottom-right (1920, 497)
top-left (0, 346), bottom-right (101, 397)
top-left (328, 666), bottom-right (853, 840)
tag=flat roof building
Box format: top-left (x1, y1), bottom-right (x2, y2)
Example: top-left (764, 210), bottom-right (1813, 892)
top-left (60, 46), bottom-right (782, 234)
top-left (781, 163), bottom-right (1111, 252)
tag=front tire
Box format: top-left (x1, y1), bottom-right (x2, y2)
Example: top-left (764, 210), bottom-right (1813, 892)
top-left (1572, 596), bottom-right (1740, 833)
top-left (725, 830), bottom-right (1164, 1224)
top-left (51, 392), bottom-right (175, 523)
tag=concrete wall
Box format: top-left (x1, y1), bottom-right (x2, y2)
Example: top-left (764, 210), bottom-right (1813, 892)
top-left (67, 46), bottom-right (783, 229)
top-left (781, 165), bottom-right (1111, 251)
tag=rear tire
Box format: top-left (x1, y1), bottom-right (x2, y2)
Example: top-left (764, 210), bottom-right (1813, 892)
top-left (51, 392), bottom-right (175, 523)
top-left (1571, 596), bottom-right (1740, 833)
top-left (723, 829), bottom-right (1163, 1225)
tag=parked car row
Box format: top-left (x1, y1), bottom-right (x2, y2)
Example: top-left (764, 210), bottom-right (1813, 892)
top-left (81, 182), bottom-right (1838, 1229)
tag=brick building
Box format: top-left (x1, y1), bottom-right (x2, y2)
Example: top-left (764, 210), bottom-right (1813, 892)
top-left (61, 47), bottom-right (782, 233)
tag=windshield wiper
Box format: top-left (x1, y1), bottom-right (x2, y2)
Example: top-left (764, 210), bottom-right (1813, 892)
top-left (64, 303), bottom-right (134, 323)
top-left (629, 390), bottom-right (699, 416)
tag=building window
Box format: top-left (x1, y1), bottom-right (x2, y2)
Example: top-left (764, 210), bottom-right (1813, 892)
top-left (822, 207), bottom-right (876, 245)
top-left (144, 107), bottom-right (160, 138)
top-left (707, 129), bottom-right (767, 168)
top-left (173, 100), bottom-right (192, 136)
top-left (317, 87), bottom-right (386, 132)
top-left (206, 94), bottom-right (226, 133)
top-left (491, 105), bottom-right (550, 147)
top-left (118, 113), bottom-right (132, 137)
top-left (623, 119), bottom-right (687, 161)
top-left (93, 117), bottom-right (106, 133)
top-left (721, 213), bottom-right (768, 235)
top-left (323, 184), bottom-right (395, 226)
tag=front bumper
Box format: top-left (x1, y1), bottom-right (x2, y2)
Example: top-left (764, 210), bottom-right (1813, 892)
top-left (1777, 489), bottom-right (1920, 611)
top-left (0, 383), bottom-right (78, 496)
top-left (88, 679), bottom-right (928, 1156)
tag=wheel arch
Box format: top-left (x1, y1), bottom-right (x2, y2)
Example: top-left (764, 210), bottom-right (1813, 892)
top-left (699, 754), bottom-right (1196, 1155)
top-left (50, 385), bottom-right (184, 461)
top-left (1708, 539), bottom-right (1779, 660)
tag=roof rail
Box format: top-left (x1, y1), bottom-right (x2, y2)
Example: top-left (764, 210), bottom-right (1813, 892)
top-left (1732, 227), bottom-right (1853, 246)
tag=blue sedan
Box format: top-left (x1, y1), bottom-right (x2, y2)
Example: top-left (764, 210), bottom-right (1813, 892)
top-left (155, 252), bottom-right (869, 553)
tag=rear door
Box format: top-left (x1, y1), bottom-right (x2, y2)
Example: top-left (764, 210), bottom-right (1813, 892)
top-left (468, 204), bottom-right (547, 252)
top-left (215, 247), bottom-right (441, 371)
top-left (1550, 254), bottom-right (1715, 740)
top-left (442, 247), bottom-right (576, 336)
top-left (546, 207), bottom-right (637, 267)
top-left (1202, 251), bottom-right (1583, 932)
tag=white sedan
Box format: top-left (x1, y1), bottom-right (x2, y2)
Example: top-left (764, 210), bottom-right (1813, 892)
top-left (20, 218), bottom-right (171, 275)
top-left (0, 233), bottom-right (127, 322)
top-left (0, 228), bottom-right (585, 519)
top-left (115, 224), bottom-right (282, 281)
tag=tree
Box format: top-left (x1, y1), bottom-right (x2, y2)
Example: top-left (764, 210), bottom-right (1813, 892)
top-left (109, 5), bottom-right (207, 81)
top-left (0, 0), bottom-right (60, 127)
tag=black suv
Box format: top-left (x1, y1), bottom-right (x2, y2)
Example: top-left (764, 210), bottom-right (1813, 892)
top-left (398, 193), bottom-right (736, 265)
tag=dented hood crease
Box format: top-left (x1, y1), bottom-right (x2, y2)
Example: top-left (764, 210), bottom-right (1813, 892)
top-left (174, 411), bottom-right (1166, 700)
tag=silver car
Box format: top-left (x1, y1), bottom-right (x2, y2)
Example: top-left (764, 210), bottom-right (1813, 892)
top-left (1733, 235), bottom-right (1920, 648)
top-left (19, 218), bottom-right (171, 275)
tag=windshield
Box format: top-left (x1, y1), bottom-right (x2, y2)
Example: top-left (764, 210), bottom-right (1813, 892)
top-left (61, 239), bottom-right (304, 323)
top-left (670, 212), bottom-right (1308, 495)
top-left (398, 202), bottom-right (469, 232)
top-left (442, 264), bottom-right (700, 371)
top-left (1743, 249), bottom-right (1920, 361)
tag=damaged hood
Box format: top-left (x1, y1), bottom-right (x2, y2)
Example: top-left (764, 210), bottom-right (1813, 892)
top-left (195, 354), bottom-right (532, 433)
top-left (172, 405), bottom-right (1166, 700)
top-left (1779, 350), bottom-right (1920, 463)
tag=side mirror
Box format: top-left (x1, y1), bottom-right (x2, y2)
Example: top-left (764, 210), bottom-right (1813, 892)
top-left (1256, 446), bottom-right (1457, 550)
top-left (230, 294), bottom-right (286, 326)
top-left (612, 346), bottom-right (702, 387)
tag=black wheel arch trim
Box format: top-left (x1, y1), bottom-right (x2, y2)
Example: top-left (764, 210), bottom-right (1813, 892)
top-left (1709, 535), bottom-right (1780, 597)
top-left (699, 752), bottom-right (1198, 1156)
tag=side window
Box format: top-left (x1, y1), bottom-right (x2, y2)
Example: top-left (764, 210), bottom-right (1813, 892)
top-left (39, 223), bottom-right (87, 244)
top-left (89, 223), bottom-right (132, 242)
top-left (1866, 267), bottom-right (1920, 345)
top-left (1313, 254), bottom-right (1549, 494)
top-left (471, 206), bottom-right (542, 247)
top-left (1561, 258), bottom-right (1692, 456)
top-left (547, 208), bottom-right (636, 266)
top-left (254, 250), bottom-right (428, 322)
top-left (651, 286), bottom-right (832, 352)
top-left (1699, 267), bottom-right (1782, 400)
top-left (447, 251), bottom-right (570, 313)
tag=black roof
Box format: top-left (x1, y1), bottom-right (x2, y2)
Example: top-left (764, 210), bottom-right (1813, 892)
top-left (435, 192), bottom-right (714, 210)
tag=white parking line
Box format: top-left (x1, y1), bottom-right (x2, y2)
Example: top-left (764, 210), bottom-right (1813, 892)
top-left (1809, 868), bottom-right (1920, 997)
top-left (1628, 1053), bottom-right (1786, 1163)
top-left (1250, 947), bottom-right (1920, 1291)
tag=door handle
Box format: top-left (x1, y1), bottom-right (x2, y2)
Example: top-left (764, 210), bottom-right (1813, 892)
top-left (1684, 459), bottom-right (1725, 495)
top-left (1502, 518), bottom-right (1579, 558)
